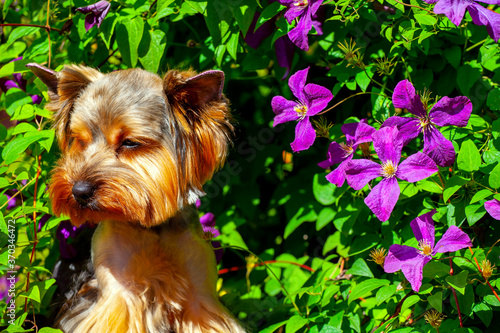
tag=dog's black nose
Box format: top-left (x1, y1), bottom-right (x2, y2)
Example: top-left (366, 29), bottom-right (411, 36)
top-left (72, 181), bottom-right (95, 205)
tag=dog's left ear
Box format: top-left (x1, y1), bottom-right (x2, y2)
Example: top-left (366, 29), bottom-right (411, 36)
top-left (163, 69), bottom-right (233, 195)
top-left (27, 63), bottom-right (102, 148)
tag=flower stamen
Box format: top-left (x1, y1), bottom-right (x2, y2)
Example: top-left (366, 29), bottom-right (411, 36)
top-left (339, 143), bottom-right (354, 157)
top-left (418, 240), bottom-right (433, 256)
top-left (381, 161), bottom-right (397, 178)
top-left (294, 0), bottom-right (308, 6)
top-left (294, 103), bottom-right (308, 119)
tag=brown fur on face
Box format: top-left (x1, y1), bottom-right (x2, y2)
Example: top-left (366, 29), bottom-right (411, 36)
top-left (29, 64), bottom-right (233, 227)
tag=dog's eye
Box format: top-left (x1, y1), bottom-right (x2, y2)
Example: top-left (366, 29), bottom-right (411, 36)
top-left (120, 139), bottom-right (140, 149)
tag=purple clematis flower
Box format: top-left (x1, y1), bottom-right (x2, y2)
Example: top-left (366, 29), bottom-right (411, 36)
top-left (345, 126), bottom-right (438, 221)
top-left (318, 119), bottom-right (376, 187)
top-left (275, 35), bottom-right (296, 80)
top-left (279, 0), bottom-right (324, 50)
top-left (485, 199), bottom-right (500, 220)
top-left (271, 67), bottom-right (333, 152)
top-left (76, 0), bottom-right (111, 32)
top-left (200, 212), bottom-right (223, 264)
top-left (382, 80), bottom-right (472, 167)
top-left (384, 210), bottom-right (472, 292)
top-left (423, 0), bottom-right (500, 42)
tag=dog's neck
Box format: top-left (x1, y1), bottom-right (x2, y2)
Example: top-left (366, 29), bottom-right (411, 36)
top-left (58, 208), bottom-right (244, 332)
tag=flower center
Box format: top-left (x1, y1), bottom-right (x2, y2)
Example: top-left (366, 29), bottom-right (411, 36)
top-left (203, 231), bottom-right (215, 241)
top-left (381, 161), bottom-right (397, 178)
top-left (294, 103), bottom-right (308, 119)
top-left (418, 240), bottom-right (433, 256)
top-left (294, 0), bottom-right (308, 6)
top-left (419, 117), bottom-right (433, 132)
top-left (340, 143), bottom-right (354, 157)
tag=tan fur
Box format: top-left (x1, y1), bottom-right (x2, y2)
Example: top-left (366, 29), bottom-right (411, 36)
top-left (29, 64), bottom-right (244, 332)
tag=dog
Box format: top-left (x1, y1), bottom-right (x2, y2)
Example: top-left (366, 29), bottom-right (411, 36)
top-left (27, 63), bottom-right (245, 333)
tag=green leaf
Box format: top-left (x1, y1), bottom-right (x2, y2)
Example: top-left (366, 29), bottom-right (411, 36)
top-left (347, 258), bottom-right (374, 278)
top-left (228, 0), bottom-right (257, 36)
top-left (443, 176), bottom-right (469, 203)
top-left (376, 285), bottom-right (397, 305)
top-left (465, 203), bottom-right (486, 226)
top-left (414, 14), bottom-right (436, 26)
top-left (457, 140), bottom-right (481, 172)
top-left (470, 189), bottom-right (493, 204)
top-left (12, 122), bottom-right (37, 135)
top-left (39, 328), bottom-right (64, 333)
top-left (316, 207), bottom-right (335, 231)
top-left (185, 0), bottom-right (207, 13)
top-left (2, 27), bottom-right (38, 52)
top-left (139, 29), bottom-right (167, 73)
top-left (116, 17), bottom-right (144, 67)
top-left (286, 315), bottom-right (308, 333)
top-left (400, 294), bottom-right (421, 314)
top-left (487, 88), bottom-right (500, 111)
top-left (284, 204), bottom-right (318, 239)
top-left (457, 64), bottom-right (481, 96)
top-left (444, 46), bottom-right (462, 69)
top-left (473, 302), bottom-right (492, 326)
top-left (256, 2), bottom-right (284, 30)
top-left (20, 284), bottom-right (41, 303)
top-left (0, 57), bottom-right (32, 76)
top-left (428, 291), bottom-right (443, 313)
top-left (348, 279), bottom-right (390, 305)
top-left (2, 130), bottom-right (53, 164)
top-left (205, 1), bottom-right (232, 46)
top-left (226, 32), bottom-right (239, 61)
top-left (489, 163), bottom-right (500, 188)
top-left (445, 270), bottom-right (469, 295)
top-left (259, 321), bottom-right (286, 333)
top-left (312, 173), bottom-right (336, 205)
top-left (2, 0), bottom-right (15, 19)
top-left (99, 13), bottom-right (119, 49)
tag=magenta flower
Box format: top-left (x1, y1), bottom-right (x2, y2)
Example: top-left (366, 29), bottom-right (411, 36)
top-left (382, 80), bottom-right (472, 167)
top-left (485, 199), bottom-right (500, 220)
top-left (271, 67), bottom-right (333, 152)
top-left (200, 212), bottom-right (223, 264)
top-left (279, 0), bottom-right (324, 50)
top-left (318, 119), bottom-right (376, 187)
top-left (345, 126), bottom-right (438, 221)
top-left (423, 0), bottom-right (500, 42)
top-left (76, 0), bottom-right (111, 32)
top-left (384, 210), bottom-right (472, 292)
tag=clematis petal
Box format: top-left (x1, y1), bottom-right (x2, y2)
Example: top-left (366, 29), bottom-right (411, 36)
top-left (467, 2), bottom-right (500, 42)
top-left (288, 14), bottom-right (313, 51)
top-left (433, 226), bottom-right (472, 255)
top-left (318, 141), bottom-right (351, 168)
top-left (282, 1), bottom-right (307, 23)
top-left (392, 80), bottom-right (427, 118)
top-left (409, 210), bottom-right (436, 246)
top-left (485, 199), bottom-right (500, 220)
top-left (291, 117), bottom-right (316, 152)
top-left (275, 35), bottom-right (295, 80)
top-left (423, 126), bottom-right (456, 167)
top-left (303, 83), bottom-right (333, 115)
top-left (200, 212), bottom-right (216, 227)
top-left (372, 126), bottom-right (403, 165)
top-left (288, 67), bottom-right (309, 101)
top-left (432, 0), bottom-right (469, 26)
top-left (365, 177), bottom-right (400, 221)
top-left (382, 116), bottom-right (422, 146)
top-left (396, 152), bottom-right (438, 183)
top-left (342, 122), bottom-right (358, 143)
top-left (430, 96), bottom-right (472, 127)
top-left (325, 160), bottom-right (351, 187)
top-left (244, 13), bottom-right (276, 49)
top-left (384, 244), bottom-right (431, 292)
top-left (344, 159), bottom-right (382, 190)
top-left (77, 0), bottom-right (111, 31)
top-left (272, 96), bottom-right (300, 126)
top-left (353, 119), bottom-right (377, 144)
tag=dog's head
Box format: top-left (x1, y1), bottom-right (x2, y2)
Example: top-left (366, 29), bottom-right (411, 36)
top-left (28, 64), bottom-right (232, 227)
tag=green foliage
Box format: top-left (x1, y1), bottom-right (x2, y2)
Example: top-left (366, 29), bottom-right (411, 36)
top-left (0, 0), bottom-right (500, 332)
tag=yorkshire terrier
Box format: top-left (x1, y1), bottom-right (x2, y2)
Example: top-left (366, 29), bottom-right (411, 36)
top-left (27, 63), bottom-right (245, 333)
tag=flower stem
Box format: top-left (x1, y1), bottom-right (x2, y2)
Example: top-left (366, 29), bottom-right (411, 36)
top-left (218, 260), bottom-right (315, 275)
top-left (449, 257), bottom-right (464, 327)
top-left (468, 246), bottom-right (500, 303)
top-left (0, 23), bottom-right (62, 33)
top-left (318, 91), bottom-right (387, 115)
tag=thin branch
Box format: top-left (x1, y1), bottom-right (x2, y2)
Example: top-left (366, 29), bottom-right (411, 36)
top-left (0, 23), bottom-right (62, 33)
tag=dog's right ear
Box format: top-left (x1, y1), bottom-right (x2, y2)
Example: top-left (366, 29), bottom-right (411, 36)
top-left (26, 63), bottom-right (102, 148)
